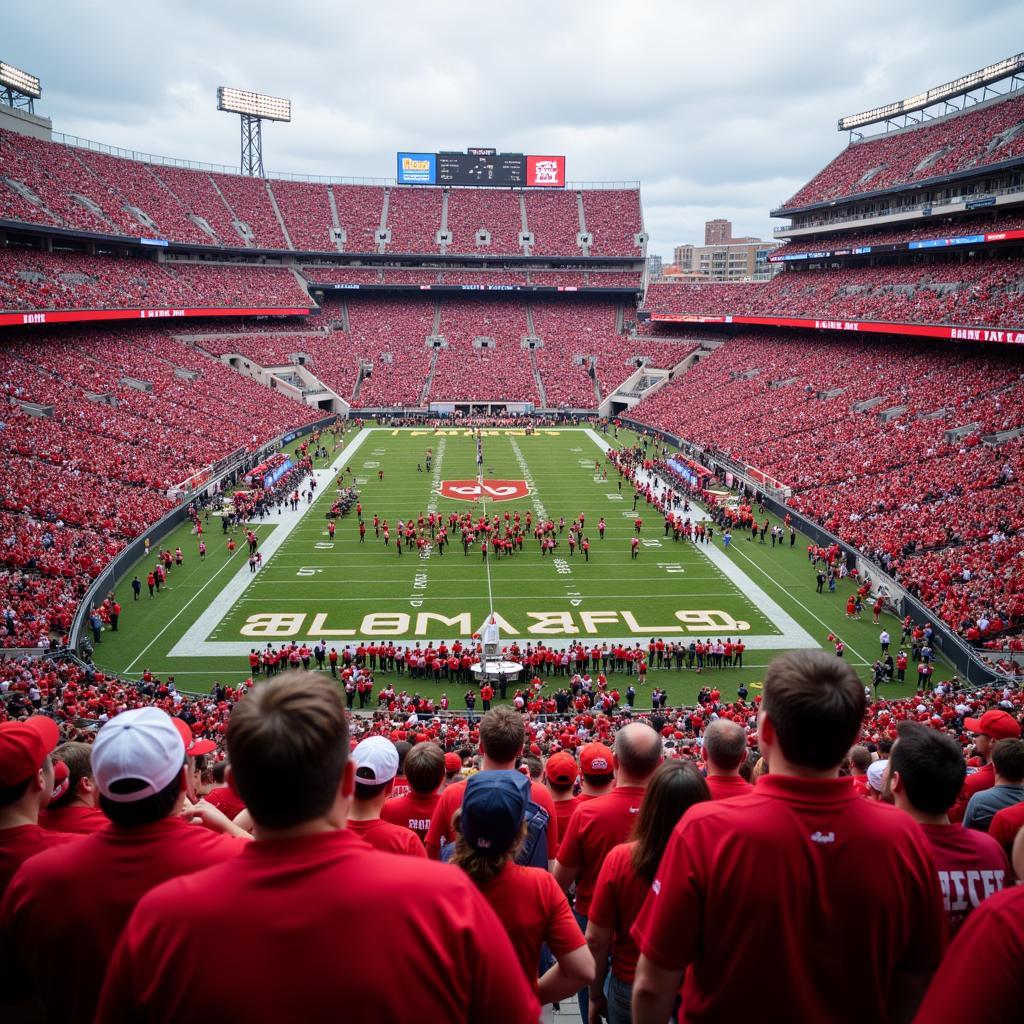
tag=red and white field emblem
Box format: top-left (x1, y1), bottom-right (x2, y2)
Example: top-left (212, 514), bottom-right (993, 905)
top-left (438, 479), bottom-right (532, 503)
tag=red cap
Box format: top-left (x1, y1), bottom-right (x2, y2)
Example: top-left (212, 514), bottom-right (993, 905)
top-left (50, 759), bottom-right (71, 802)
top-left (0, 716), bottom-right (60, 787)
top-left (545, 751), bottom-right (578, 786)
top-left (171, 718), bottom-right (217, 757)
top-left (964, 710), bottom-right (1021, 740)
top-left (444, 752), bottom-right (463, 773)
top-left (579, 742), bottom-right (614, 776)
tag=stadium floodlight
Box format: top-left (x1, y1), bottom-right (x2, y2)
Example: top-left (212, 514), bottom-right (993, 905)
top-left (0, 61), bottom-right (41, 113)
top-left (839, 52), bottom-right (1024, 131)
top-left (217, 87), bottom-right (291, 177)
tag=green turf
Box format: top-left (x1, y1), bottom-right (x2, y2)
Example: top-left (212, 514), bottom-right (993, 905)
top-left (93, 424), bottom-right (953, 703)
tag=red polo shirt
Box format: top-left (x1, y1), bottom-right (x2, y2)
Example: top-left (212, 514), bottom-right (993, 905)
top-left (0, 817), bottom-right (244, 1023)
top-left (425, 776), bottom-right (557, 859)
top-left (38, 802), bottom-right (108, 834)
top-left (0, 824), bottom-right (79, 899)
top-left (913, 883), bottom-right (1024, 1023)
top-left (588, 840), bottom-right (648, 983)
top-left (631, 775), bottom-right (946, 1023)
top-left (551, 796), bottom-right (581, 856)
top-left (918, 823), bottom-right (1009, 936)
top-left (556, 785), bottom-right (647, 917)
top-left (381, 791), bottom-right (440, 842)
top-left (703, 774), bottom-right (752, 800)
top-left (96, 829), bottom-right (540, 1024)
top-left (477, 861), bottom-right (584, 997)
top-left (347, 817), bottom-right (425, 857)
top-left (988, 799), bottom-right (1024, 855)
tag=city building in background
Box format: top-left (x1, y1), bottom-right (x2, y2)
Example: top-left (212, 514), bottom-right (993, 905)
top-left (671, 219), bottom-right (781, 282)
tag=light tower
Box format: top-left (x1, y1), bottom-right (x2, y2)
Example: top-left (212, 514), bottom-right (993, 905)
top-left (216, 87), bottom-right (291, 177)
top-left (0, 61), bottom-right (41, 114)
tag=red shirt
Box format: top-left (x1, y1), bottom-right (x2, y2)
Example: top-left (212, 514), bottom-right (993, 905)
top-left (0, 818), bottom-right (243, 1023)
top-left (551, 796), bottom-right (581, 856)
top-left (917, 823), bottom-right (1010, 936)
top-left (588, 840), bottom-right (649, 983)
top-left (914, 883), bottom-right (1024, 1023)
top-left (0, 824), bottom-right (79, 899)
top-left (381, 791), bottom-right (440, 842)
top-left (704, 774), bottom-right (752, 800)
top-left (631, 776), bottom-right (946, 1024)
top-left (988, 799), bottom-right (1024, 855)
top-left (347, 817), bottom-right (425, 857)
top-left (949, 763), bottom-right (993, 823)
top-left (477, 862), bottom-right (584, 997)
top-left (203, 786), bottom-right (246, 822)
top-left (391, 776), bottom-right (411, 799)
top-left (425, 777), bottom-right (558, 859)
top-left (556, 784), bottom-right (647, 916)
top-left (96, 829), bottom-right (540, 1024)
top-left (38, 802), bottom-right (109, 834)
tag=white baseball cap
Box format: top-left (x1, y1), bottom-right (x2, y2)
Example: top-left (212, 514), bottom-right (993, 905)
top-left (866, 759), bottom-right (888, 793)
top-left (352, 735), bottom-right (399, 786)
top-left (92, 707), bottom-right (186, 802)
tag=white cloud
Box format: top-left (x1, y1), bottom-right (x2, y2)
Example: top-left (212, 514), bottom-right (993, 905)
top-left (6, 0), bottom-right (1022, 257)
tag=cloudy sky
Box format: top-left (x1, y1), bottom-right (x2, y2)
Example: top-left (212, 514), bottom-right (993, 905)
top-left (8, 1), bottom-right (1022, 258)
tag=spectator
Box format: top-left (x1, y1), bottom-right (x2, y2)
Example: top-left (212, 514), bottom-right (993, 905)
top-left (701, 718), bottom-right (753, 799)
top-left (630, 650), bottom-right (946, 1024)
top-left (0, 707), bottom-right (245, 1023)
top-left (586, 761), bottom-right (711, 1024)
top-left (950, 710), bottom-right (1022, 822)
top-left (202, 759), bottom-right (246, 822)
top-left (555, 722), bottom-right (663, 1023)
top-left (963, 738), bottom-right (1024, 833)
top-left (452, 770), bottom-right (595, 1007)
top-left (346, 736), bottom-right (425, 858)
top-left (37, 741), bottom-right (106, 834)
top-left (988, 793), bottom-right (1024, 858)
top-left (95, 673), bottom-right (540, 1023)
top-left (0, 716), bottom-right (77, 898)
top-left (425, 706), bottom-right (557, 862)
top-left (381, 741), bottom-right (445, 843)
top-left (391, 739), bottom-right (412, 799)
top-left (545, 750), bottom-right (581, 855)
top-left (885, 721), bottom-right (1009, 936)
top-left (848, 745), bottom-right (872, 796)
top-left (579, 742), bottom-right (616, 799)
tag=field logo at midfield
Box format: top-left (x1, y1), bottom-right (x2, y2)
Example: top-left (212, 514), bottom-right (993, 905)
top-left (438, 479), bottom-right (532, 503)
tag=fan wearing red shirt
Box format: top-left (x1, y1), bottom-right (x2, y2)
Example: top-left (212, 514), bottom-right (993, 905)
top-left (885, 721), bottom-right (1009, 937)
top-left (587, 761), bottom-right (710, 1024)
top-left (38, 742), bottom-right (107, 834)
top-left (554, 722), bottom-right (663, 1022)
top-left (0, 707), bottom-right (247, 1024)
top-left (0, 717), bottom-right (80, 900)
top-left (949, 709), bottom-right (1021, 823)
top-left (631, 650), bottom-right (946, 1024)
top-left (95, 673), bottom-right (539, 1024)
top-left (381, 742), bottom-right (444, 843)
top-left (347, 736), bottom-right (425, 858)
top-left (988, 798), bottom-right (1024, 856)
top-left (451, 769), bottom-right (593, 1006)
top-left (425, 707), bottom-right (557, 861)
top-left (701, 719), bottom-right (753, 800)
top-left (544, 751), bottom-right (580, 856)
top-left (203, 760), bottom-right (247, 822)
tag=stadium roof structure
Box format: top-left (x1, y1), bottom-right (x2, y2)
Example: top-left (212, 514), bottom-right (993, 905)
top-left (838, 52), bottom-right (1024, 134)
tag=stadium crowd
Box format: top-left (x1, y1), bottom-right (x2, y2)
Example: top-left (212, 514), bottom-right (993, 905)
top-left (0, 652), bottom-right (1021, 1022)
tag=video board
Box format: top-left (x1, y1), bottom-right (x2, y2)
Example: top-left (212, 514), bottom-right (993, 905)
top-left (397, 150), bottom-right (565, 187)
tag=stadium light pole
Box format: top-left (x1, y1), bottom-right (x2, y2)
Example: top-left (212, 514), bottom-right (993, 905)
top-left (0, 60), bottom-right (42, 114)
top-left (216, 87), bottom-right (291, 177)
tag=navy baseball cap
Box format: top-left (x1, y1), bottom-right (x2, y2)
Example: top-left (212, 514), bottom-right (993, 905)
top-left (460, 770), bottom-right (530, 853)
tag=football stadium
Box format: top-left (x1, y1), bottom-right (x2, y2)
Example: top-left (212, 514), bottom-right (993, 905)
top-left (2, 8), bottom-right (1024, 1022)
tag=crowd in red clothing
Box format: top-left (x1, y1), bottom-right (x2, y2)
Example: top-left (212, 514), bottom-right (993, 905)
top-left (780, 92), bottom-right (1024, 209)
top-left (644, 254), bottom-right (1024, 329)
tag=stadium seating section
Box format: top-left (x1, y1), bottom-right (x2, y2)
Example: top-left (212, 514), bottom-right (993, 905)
top-left (644, 254), bottom-right (1024, 328)
top-left (782, 93), bottom-right (1024, 208)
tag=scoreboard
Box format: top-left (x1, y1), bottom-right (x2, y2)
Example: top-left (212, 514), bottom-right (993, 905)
top-left (397, 149), bottom-right (565, 188)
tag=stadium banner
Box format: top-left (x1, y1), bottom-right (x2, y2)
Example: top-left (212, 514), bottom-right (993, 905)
top-left (648, 313), bottom-right (1024, 344)
top-left (526, 155), bottom-right (566, 188)
top-left (396, 152), bottom-right (437, 185)
top-left (1, 306), bottom-right (313, 328)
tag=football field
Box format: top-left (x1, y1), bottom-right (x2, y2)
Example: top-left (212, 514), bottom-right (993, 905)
top-left (96, 425), bottom-right (951, 703)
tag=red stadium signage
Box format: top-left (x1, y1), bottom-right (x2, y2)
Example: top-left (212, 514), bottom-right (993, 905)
top-left (526, 155), bottom-right (566, 188)
top-left (438, 479), bottom-right (532, 502)
top-left (648, 313), bottom-right (1024, 344)
top-left (0, 306), bottom-right (314, 328)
